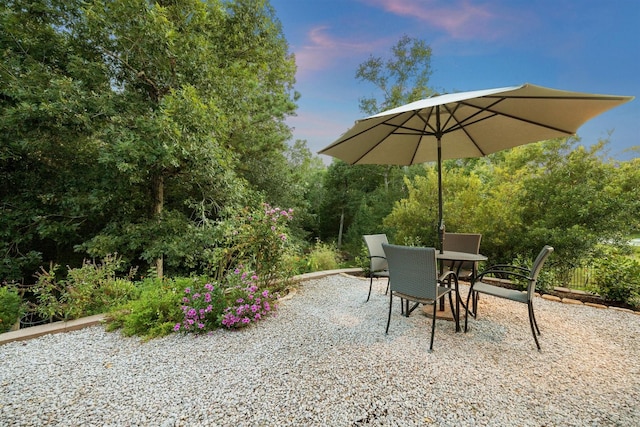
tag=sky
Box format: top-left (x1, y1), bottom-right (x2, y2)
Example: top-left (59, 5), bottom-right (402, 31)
top-left (269, 0), bottom-right (640, 163)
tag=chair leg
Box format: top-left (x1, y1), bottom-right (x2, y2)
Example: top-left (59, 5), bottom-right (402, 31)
top-left (528, 302), bottom-right (541, 350)
top-left (385, 280), bottom-right (390, 295)
top-left (464, 287), bottom-right (475, 333)
top-left (530, 302), bottom-right (541, 335)
top-left (366, 276), bottom-right (373, 302)
top-left (385, 291), bottom-right (393, 334)
top-left (448, 291), bottom-right (460, 332)
top-left (473, 292), bottom-right (479, 314)
top-left (429, 303), bottom-right (437, 352)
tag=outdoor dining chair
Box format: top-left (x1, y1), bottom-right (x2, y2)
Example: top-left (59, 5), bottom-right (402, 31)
top-left (443, 232), bottom-right (482, 312)
top-left (363, 234), bottom-right (390, 302)
top-left (443, 232), bottom-right (482, 281)
top-left (464, 245), bottom-right (554, 350)
top-left (382, 243), bottom-right (460, 352)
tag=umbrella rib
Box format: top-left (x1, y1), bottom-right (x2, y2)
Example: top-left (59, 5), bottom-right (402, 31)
top-left (442, 103), bottom-right (489, 156)
top-left (319, 115), bottom-right (401, 161)
top-left (458, 98), bottom-right (575, 135)
top-left (354, 111), bottom-right (426, 164)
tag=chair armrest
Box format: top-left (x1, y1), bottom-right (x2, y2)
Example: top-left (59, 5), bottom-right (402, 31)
top-left (475, 267), bottom-right (532, 283)
top-left (438, 270), bottom-right (460, 292)
top-left (368, 255), bottom-right (387, 260)
top-left (481, 264), bottom-right (530, 274)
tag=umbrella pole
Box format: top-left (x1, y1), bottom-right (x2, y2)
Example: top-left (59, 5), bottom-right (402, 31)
top-left (436, 115), bottom-right (446, 312)
top-left (436, 107), bottom-right (445, 255)
top-left (437, 137), bottom-right (444, 254)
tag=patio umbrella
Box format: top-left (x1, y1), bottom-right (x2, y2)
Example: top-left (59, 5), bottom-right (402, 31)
top-left (318, 83), bottom-right (633, 251)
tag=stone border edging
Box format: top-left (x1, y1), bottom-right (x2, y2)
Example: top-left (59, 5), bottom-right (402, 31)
top-left (0, 268), bottom-right (364, 346)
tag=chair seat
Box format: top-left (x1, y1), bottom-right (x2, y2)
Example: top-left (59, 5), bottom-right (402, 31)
top-left (394, 285), bottom-right (451, 305)
top-left (373, 270), bottom-right (389, 278)
top-left (453, 268), bottom-right (474, 280)
top-left (473, 281), bottom-right (529, 303)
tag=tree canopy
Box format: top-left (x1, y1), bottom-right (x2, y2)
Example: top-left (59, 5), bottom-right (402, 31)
top-left (0, 0), bottom-right (299, 280)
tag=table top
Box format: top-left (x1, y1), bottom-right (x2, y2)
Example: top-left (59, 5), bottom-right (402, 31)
top-left (436, 250), bottom-right (488, 262)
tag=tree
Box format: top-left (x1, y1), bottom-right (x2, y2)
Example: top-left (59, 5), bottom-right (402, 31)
top-left (1, 0), bottom-right (117, 280)
top-left (0, 0), bottom-right (299, 280)
top-left (316, 36), bottom-right (436, 249)
top-left (356, 35), bottom-right (435, 115)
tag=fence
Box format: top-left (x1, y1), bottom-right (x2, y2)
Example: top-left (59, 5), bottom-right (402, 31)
top-left (560, 264), bottom-right (596, 291)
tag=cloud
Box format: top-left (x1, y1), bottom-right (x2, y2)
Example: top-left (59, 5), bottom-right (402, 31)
top-left (362, 0), bottom-right (528, 41)
top-left (293, 26), bottom-right (389, 78)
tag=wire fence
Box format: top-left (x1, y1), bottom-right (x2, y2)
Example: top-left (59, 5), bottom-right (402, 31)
top-left (559, 264), bottom-right (596, 291)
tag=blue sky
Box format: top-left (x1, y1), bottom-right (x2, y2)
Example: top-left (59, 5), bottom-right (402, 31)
top-left (270, 0), bottom-right (639, 162)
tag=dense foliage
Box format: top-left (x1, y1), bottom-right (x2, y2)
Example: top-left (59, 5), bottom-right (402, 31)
top-left (0, 0), bottom-right (300, 281)
top-left (0, 286), bottom-right (22, 332)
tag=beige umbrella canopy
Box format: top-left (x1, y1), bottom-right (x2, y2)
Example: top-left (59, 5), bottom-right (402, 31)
top-left (319, 83), bottom-right (633, 250)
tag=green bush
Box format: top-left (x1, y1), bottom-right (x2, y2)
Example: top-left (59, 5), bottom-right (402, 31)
top-left (31, 255), bottom-right (139, 321)
top-left (106, 277), bottom-right (185, 340)
top-left (108, 269), bottom-right (282, 338)
top-left (195, 203), bottom-right (298, 289)
top-left (0, 286), bottom-right (23, 333)
top-left (305, 241), bottom-right (340, 272)
top-left (589, 248), bottom-right (640, 309)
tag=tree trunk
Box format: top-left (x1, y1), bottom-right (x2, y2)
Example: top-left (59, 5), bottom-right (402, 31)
top-left (152, 174), bottom-right (164, 278)
top-left (384, 165), bottom-right (390, 192)
top-left (337, 207), bottom-right (345, 249)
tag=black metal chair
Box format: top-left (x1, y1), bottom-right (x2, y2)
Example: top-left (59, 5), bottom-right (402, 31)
top-left (443, 232), bottom-right (482, 313)
top-left (363, 234), bottom-right (390, 302)
top-left (465, 245), bottom-right (554, 350)
top-left (443, 232), bottom-right (482, 280)
top-left (382, 243), bottom-right (460, 352)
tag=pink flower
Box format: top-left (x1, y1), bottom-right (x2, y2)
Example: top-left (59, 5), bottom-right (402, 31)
top-left (173, 323), bottom-right (181, 331)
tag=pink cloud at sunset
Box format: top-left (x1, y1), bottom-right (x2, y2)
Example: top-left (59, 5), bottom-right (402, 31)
top-left (293, 26), bottom-right (388, 78)
top-left (362, 0), bottom-right (527, 41)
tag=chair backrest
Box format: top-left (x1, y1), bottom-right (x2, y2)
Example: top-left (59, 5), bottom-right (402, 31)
top-left (527, 245), bottom-right (554, 299)
top-left (443, 233), bottom-right (482, 270)
top-left (363, 234), bottom-right (389, 272)
top-left (382, 243), bottom-right (438, 300)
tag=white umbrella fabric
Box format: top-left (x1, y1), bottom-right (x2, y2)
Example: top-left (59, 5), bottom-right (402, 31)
top-left (319, 83), bottom-right (633, 251)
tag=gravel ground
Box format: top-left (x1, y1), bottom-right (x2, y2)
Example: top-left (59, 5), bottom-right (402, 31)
top-left (1, 274), bottom-right (639, 426)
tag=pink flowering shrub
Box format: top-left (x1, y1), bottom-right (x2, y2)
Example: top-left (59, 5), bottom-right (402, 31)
top-left (208, 203), bottom-right (295, 291)
top-left (174, 281), bottom-right (226, 333)
top-left (220, 266), bottom-right (279, 329)
top-left (174, 266), bottom-right (278, 334)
